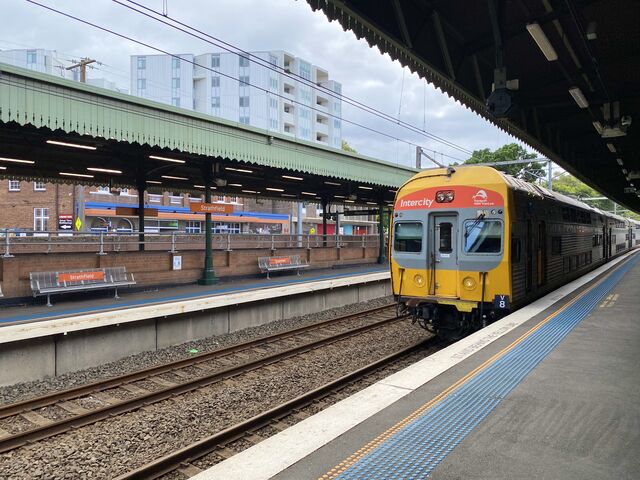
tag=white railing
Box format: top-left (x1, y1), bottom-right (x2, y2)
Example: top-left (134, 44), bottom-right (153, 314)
top-left (0, 230), bottom-right (382, 256)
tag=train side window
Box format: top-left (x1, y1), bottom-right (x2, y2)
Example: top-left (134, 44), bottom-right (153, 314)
top-left (394, 222), bottom-right (423, 253)
top-left (551, 236), bottom-right (562, 255)
top-left (439, 223), bottom-right (452, 253)
top-left (511, 237), bottom-right (521, 262)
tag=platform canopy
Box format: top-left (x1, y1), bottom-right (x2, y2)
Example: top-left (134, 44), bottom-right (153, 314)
top-left (307, 0), bottom-right (640, 212)
top-left (0, 63), bottom-right (416, 205)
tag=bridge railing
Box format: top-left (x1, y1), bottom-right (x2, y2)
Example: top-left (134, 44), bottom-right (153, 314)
top-left (1, 230), bottom-right (382, 256)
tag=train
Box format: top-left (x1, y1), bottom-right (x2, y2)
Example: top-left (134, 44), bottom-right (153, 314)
top-left (390, 165), bottom-right (638, 340)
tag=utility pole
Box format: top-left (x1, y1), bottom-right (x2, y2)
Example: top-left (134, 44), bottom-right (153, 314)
top-left (66, 57), bottom-right (96, 83)
top-left (415, 147), bottom-right (446, 168)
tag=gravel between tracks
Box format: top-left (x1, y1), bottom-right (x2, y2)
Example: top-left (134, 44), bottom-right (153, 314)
top-left (0, 296), bottom-right (394, 406)
top-left (0, 313), bottom-right (429, 479)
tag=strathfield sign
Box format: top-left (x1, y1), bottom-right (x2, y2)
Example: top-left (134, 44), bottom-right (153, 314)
top-left (190, 203), bottom-right (234, 214)
top-left (58, 271), bottom-right (104, 283)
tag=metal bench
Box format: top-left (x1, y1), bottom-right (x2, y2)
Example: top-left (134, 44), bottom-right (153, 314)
top-left (0, 283), bottom-right (3, 298)
top-left (29, 266), bottom-right (136, 306)
top-left (258, 255), bottom-right (309, 279)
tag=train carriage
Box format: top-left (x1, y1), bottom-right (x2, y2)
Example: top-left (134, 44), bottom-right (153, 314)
top-left (390, 166), bottom-right (633, 339)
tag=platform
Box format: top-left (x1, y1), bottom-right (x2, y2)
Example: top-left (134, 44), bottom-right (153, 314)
top-left (0, 264), bottom-right (390, 385)
top-left (195, 250), bottom-right (640, 480)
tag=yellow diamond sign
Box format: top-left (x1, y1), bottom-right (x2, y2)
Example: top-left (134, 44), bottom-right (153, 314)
top-left (75, 217), bottom-right (82, 231)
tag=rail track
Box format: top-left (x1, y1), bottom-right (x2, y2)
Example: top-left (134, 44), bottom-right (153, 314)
top-left (0, 305), bottom-right (404, 453)
top-left (116, 337), bottom-right (442, 480)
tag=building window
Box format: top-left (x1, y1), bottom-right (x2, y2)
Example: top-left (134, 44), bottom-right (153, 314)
top-left (33, 182), bottom-right (46, 192)
top-left (137, 78), bottom-right (146, 90)
top-left (240, 116), bottom-right (250, 125)
top-left (172, 97), bottom-right (180, 107)
top-left (172, 77), bottom-right (180, 89)
top-left (239, 96), bottom-right (250, 107)
top-left (211, 55), bottom-right (220, 68)
top-left (186, 221), bottom-right (202, 233)
top-left (269, 77), bottom-right (278, 90)
top-left (269, 97), bottom-right (278, 108)
top-left (299, 60), bottom-right (311, 80)
top-left (137, 56), bottom-right (146, 69)
top-left (239, 75), bottom-right (250, 86)
top-left (34, 208), bottom-right (49, 231)
top-left (270, 119), bottom-right (279, 129)
top-left (27, 50), bottom-right (37, 64)
top-left (239, 56), bottom-right (250, 67)
top-left (269, 54), bottom-right (278, 66)
top-left (172, 57), bottom-right (180, 69)
top-left (333, 119), bottom-right (341, 129)
top-left (212, 76), bottom-right (220, 87)
top-left (211, 96), bottom-right (220, 108)
top-left (8, 180), bottom-right (20, 192)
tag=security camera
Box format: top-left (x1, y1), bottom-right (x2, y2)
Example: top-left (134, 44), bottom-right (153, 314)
top-left (621, 115), bottom-right (632, 126)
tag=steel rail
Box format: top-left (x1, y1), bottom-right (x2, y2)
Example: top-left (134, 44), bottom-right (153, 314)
top-left (0, 304), bottom-right (395, 420)
top-left (0, 310), bottom-right (404, 453)
top-left (115, 337), bottom-right (438, 480)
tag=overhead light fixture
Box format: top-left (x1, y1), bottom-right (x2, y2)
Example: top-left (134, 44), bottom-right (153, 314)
top-left (47, 140), bottom-right (97, 150)
top-left (282, 175), bottom-right (303, 181)
top-left (622, 168), bottom-right (628, 175)
top-left (194, 185), bottom-right (205, 188)
top-left (358, 186), bottom-right (373, 191)
top-left (281, 193), bottom-right (296, 197)
top-left (335, 195), bottom-right (346, 199)
top-left (324, 181), bottom-right (341, 186)
top-left (228, 183), bottom-right (242, 187)
top-left (266, 187), bottom-right (284, 192)
top-left (616, 158), bottom-right (624, 166)
top-left (568, 87), bottom-right (589, 108)
top-left (366, 202), bottom-right (377, 205)
top-left (345, 199), bottom-right (355, 203)
top-left (606, 143), bottom-right (616, 153)
top-left (0, 156), bottom-right (35, 164)
top-left (149, 155), bottom-right (185, 164)
top-left (301, 191), bottom-right (316, 196)
top-left (60, 172), bottom-right (94, 178)
top-left (226, 167), bottom-right (254, 174)
top-left (526, 23), bottom-right (558, 61)
top-left (146, 180), bottom-right (162, 184)
top-left (242, 189), bottom-right (259, 194)
top-left (0, 166), bottom-right (6, 170)
top-left (87, 167), bottom-right (122, 174)
top-left (161, 175), bottom-right (188, 181)
top-left (592, 121), bottom-right (603, 135)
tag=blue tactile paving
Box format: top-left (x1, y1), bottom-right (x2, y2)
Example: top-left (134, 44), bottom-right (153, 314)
top-left (0, 266), bottom-right (387, 325)
top-left (336, 254), bottom-right (639, 480)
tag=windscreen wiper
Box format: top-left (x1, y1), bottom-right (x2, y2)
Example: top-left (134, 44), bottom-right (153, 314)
top-left (464, 213), bottom-right (486, 238)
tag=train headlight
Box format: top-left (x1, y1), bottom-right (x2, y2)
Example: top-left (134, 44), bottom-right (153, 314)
top-left (436, 191), bottom-right (446, 202)
top-left (463, 277), bottom-right (477, 290)
top-left (435, 190), bottom-right (454, 203)
top-left (445, 191), bottom-right (455, 202)
top-left (413, 274), bottom-right (425, 287)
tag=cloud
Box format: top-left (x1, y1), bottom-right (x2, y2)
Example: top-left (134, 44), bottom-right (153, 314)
top-left (1, 0), bottom-right (528, 167)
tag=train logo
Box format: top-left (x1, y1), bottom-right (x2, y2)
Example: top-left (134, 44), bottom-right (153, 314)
top-left (472, 189), bottom-right (489, 204)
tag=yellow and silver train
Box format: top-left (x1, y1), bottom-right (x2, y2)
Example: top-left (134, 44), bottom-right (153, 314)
top-left (390, 166), bottom-right (635, 339)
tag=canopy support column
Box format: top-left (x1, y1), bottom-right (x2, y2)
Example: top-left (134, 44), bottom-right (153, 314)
top-left (321, 198), bottom-right (328, 247)
top-left (377, 200), bottom-right (387, 265)
top-left (136, 174), bottom-right (146, 252)
top-left (199, 161), bottom-right (218, 285)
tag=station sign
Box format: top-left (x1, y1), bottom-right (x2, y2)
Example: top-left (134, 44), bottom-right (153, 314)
top-left (58, 214), bottom-right (73, 231)
top-left (58, 271), bottom-right (104, 283)
top-left (190, 203), bottom-right (234, 214)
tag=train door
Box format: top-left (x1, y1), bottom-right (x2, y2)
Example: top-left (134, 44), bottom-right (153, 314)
top-left (525, 219), bottom-right (533, 293)
top-left (537, 221), bottom-right (546, 286)
top-left (602, 224), bottom-right (607, 259)
top-left (432, 215), bottom-right (458, 296)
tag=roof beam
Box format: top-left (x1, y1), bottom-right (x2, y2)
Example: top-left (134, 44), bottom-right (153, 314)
top-left (432, 11), bottom-right (455, 79)
top-left (391, 0), bottom-right (413, 49)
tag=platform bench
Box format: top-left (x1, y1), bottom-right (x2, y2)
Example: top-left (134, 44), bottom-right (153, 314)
top-left (258, 255), bottom-right (309, 279)
top-left (29, 266), bottom-right (136, 306)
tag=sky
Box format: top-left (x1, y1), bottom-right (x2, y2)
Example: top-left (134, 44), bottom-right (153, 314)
top-left (0, 0), bottom-right (530, 168)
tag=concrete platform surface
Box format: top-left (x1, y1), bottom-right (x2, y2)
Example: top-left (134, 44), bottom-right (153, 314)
top-left (193, 251), bottom-right (639, 480)
top-left (0, 263), bottom-right (386, 327)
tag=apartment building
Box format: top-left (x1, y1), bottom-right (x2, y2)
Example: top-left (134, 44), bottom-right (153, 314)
top-left (0, 48), bottom-right (73, 79)
top-left (130, 51), bottom-right (342, 149)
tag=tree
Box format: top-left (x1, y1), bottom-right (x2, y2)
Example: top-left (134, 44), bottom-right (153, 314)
top-left (341, 140), bottom-right (358, 154)
top-left (463, 143), bottom-right (544, 183)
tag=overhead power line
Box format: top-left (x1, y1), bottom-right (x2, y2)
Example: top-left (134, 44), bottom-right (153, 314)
top-left (114, 0), bottom-right (473, 156)
top-left (25, 0), bottom-right (467, 163)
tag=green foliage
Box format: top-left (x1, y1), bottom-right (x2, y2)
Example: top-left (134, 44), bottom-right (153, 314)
top-left (463, 143), bottom-right (544, 183)
top-left (553, 176), bottom-right (640, 219)
top-left (341, 139), bottom-right (358, 153)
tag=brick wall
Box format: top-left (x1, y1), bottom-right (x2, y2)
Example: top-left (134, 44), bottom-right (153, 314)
top-left (0, 246), bottom-right (379, 298)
